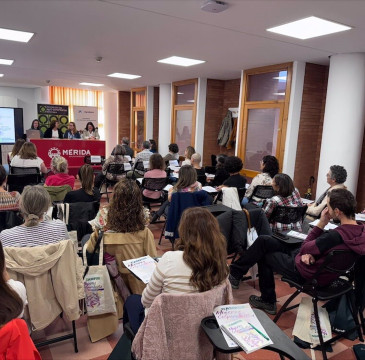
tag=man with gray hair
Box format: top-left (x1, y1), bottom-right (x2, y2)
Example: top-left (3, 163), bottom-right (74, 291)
top-left (306, 165), bottom-right (347, 219)
top-left (111, 137), bottom-right (134, 158)
top-left (128, 140), bottom-right (153, 178)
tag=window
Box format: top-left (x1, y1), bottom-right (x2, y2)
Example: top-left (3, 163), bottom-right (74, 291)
top-left (171, 79), bottom-right (198, 153)
top-left (131, 88), bottom-right (146, 150)
top-left (237, 63), bottom-right (292, 178)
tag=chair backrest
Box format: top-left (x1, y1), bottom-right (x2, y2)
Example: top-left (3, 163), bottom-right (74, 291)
top-left (269, 205), bottom-right (308, 225)
top-left (197, 173), bottom-right (207, 186)
top-left (6, 173), bottom-right (42, 193)
top-left (237, 187), bottom-right (246, 202)
top-left (0, 210), bottom-right (23, 232)
top-left (44, 185), bottom-right (72, 202)
top-left (250, 185), bottom-right (275, 201)
top-left (132, 279), bottom-right (232, 360)
top-left (106, 162), bottom-right (128, 178)
top-left (142, 177), bottom-right (168, 192)
top-left (134, 159), bottom-right (146, 174)
top-left (10, 166), bottom-right (40, 175)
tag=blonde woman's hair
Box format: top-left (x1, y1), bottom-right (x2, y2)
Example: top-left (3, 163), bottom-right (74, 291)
top-left (69, 121), bottom-right (77, 134)
top-left (18, 142), bottom-right (38, 160)
top-left (20, 185), bottom-right (51, 227)
top-left (51, 156), bottom-right (68, 174)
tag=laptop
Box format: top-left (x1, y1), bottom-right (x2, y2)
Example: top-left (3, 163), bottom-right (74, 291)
top-left (26, 129), bottom-right (41, 139)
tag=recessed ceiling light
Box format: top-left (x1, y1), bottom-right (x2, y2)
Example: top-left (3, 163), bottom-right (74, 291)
top-left (177, 92), bottom-right (184, 95)
top-left (273, 92), bottom-right (285, 96)
top-left (157, 56), bottom-right (205, 67)
top-left (79, 82), bottom-right (104, 87)
top-left (187, 100), bottom-right (195, 103)
top-left (272, 76), bottom-right (287, 81)
top-left (0, 27), bottom-right (34, 43)
top-left (0, 74), bottom-right (4, 77)
top-left (0, 58), bottom-right (14, 65)
top-left (108, 73), bottom-right (141, 79)
top-left (267, 16), bottom-right (351, 40)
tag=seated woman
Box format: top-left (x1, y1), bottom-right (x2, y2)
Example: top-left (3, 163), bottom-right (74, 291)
top-left (10, 142), bottom-right (47, 174)
top-left (221, 156), bottom-right (247, 189)
top-left (28, 119), bottom-right (43, 138)
top-left (263, 173), bottom-right (304, 232)
top-left (64, 164), bottom-right (101, 203)
top-left (0, 242), bottom-right (40, 360)
top-left (63, 121), bottom-right (81, 139)
top-left (82, 122), bottom-right (100, 140)
top-left (181, 146), bottom-right (195, 166)
top-left (86, 179), bottom-right (156, 304)
top-left (0, 185), bottom-right (69, 247)
top-left (151, 165), bottom-right (202, 223)
top-left (8, 139), bottom-right (25, 164)
top-left (210, 154), bottom-right (229, 187)
top-left (142, 153), bottom-right (167, 200)
top-left (242, 155), bottom-right (279, 205)
top-left (149, 139), bottom-right (157, 154)
top-left (94, 144), bottom-right (129, 188)
top-left (163, 143), bottom-right (179, 162)
top-left (124, 207), bottom-right (228, 333)
top-left (43, 120), bottom-right (63, 139)
top-left (45, 156), bottom-right (75, 189)
top-left (0, 165), bottom-right (20, 211)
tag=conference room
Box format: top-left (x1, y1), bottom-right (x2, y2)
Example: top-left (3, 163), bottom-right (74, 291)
top-left (0, 1), bottom-right (365, 360)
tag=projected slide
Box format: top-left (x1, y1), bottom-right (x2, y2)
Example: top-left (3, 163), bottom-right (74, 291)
top-left (0, 108), bottom-right (16, 144)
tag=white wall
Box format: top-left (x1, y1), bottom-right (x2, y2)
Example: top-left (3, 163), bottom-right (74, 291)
top-left (158, 84), bottom-right (172, 156)
top-left (103, 91), bottom-right (118, 156)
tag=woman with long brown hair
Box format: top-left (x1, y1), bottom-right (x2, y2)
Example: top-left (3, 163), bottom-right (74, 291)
top-left (10, 142), bottom-right (47, 174)
top-left (8, 138), bottom-right (25, 162)
top-left (43, 119), bottom-right (63, 139)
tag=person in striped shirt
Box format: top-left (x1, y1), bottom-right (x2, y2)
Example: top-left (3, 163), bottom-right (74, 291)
top-left (0, 185), bottom-right (69, 247)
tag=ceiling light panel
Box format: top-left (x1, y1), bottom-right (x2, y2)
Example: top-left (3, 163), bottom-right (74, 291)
top-left (0, 27), bottom-right (34, 42)
top-left (0, 58), bottom-right (14, 65)
top-left (0, 74), bottom-right (4, 77)
top-left (157, 56), bottom-right (205, 67)
top-left (79, 82), bottom-right (104, 87)
top-left (267, 16), bottom-right (351, 40)
top-left (108, 73), bottom-right (141, 79)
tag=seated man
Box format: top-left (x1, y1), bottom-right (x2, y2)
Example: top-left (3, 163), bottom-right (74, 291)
top-left (191, 153), bottom-right (205, 177)
top-left (111, 136), bottom-right (134, 158)
top-left (229, 188), bottom-right (365, 315)
top-left (127, 141), bottom-right (153, 179)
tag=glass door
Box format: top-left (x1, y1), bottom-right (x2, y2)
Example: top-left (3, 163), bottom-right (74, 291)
top-left (131, 88), bottom-right (146, 152)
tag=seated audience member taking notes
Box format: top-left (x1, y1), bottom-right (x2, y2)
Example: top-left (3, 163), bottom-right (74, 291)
top-left (124, 207), bottom-right (229, 331)
top-left (8, 139), bottom-right (25, 163)
top-left (112, 137), bottom-right (134, 157)
top-left (63, 121), bottom-right (81, 139)
top-left (130, 140), bottom-right (153, 178)
top-left (149, 139), bottom-right (157, 153)
top-left (0, 185), bottom-right (69, 247)
top-left (142, 153), bottom-right (167, 200)
top-left (210, 154), bottom-right (229, 187)
top-left (0, 242), bottom-right (40, 360)
top-left (82, 121), bottom-right (100, 140)
top-left (64, 164), bottom-right (101, 203)
top-left (181, 146), bottom-right (195, 166)
top-left (45, 156), bottom-right (75, 189)
top-left (219, 156), bottom-right (246, 189)
top-left (0, 165), bottom-right (20, 211)
top-left (229, 188), bottom-right (365, 316)
top-left (191, 153), bottom-right (205, 177)
top-left (242, 155), bottom-right (279, 205)
top-left (306, 165), bottom-right (347, 219)
top-left (28, 119), bottom-right (43, 138)
top-left (43, 119), bottom-right (63, 139)
top-left (163, 143), bottom-right (179, 162)
top-left (263, 173), bottom-right (303, 232)
top-left (10, 142), bottom-right (47, 174)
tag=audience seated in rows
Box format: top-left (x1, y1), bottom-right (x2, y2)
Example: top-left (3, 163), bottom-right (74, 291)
top-left (45, 155), bottom-right (75, 189)
top-left (229, 188), bottom-right (365, 316)
top-left (10, 142), bottom-right (47, 174)
top-left (0, 242), bottom-right (40, 360)
top-left (8, 138), bottom-right (25, 164)
top-left (163, 143), bottom-right (179, 162)
top-left (220, 156), bottom-right (247, 189)
top-left (43, 119), bottom-right (63, 139)
top-left (181, 146), bottom-right (195, 166)
top-left (242, 155), bottom-right (279, 205)
top-left (191, 153), bottom-right (205, 177)
top-left (124, 207), bottom-right (229, 333)
top-left (263, 173), bottom-right (303, 232)
top-left (129, 141), bottom-right (153, 179)
top-left (112, 137), bottom-right (134, 157)
top-left (151, 165), bottom-right (202, 223)
top-left (63, 121), bottom-right (81, 139)
top-left (209, 154), bottom-right (229, 187)
top-left (142, 153), bottom-right (167, 200)
top-left (306, 165), bottom-right (347, 219)
top-left (95, 144), bottom-right (129, 188)
top-left (0, 165), bottom-right (20, 211)
top-left (64, 164), bottom-right (101, 203)
top-left (0, 185), bottom-right (69, 247)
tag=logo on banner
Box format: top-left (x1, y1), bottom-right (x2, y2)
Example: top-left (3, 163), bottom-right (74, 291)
top-left (48, 147), bottom-right (61, 159)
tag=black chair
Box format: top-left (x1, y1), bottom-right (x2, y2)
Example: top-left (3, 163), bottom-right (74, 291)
top-left (131, 159), bottom-right (147, 179)
top-left (141, 177), bottom-right (168, 209)
top-left (7, 173), bottom-right (42, 193)
top-left (274, 250), bottom-right (363, 360)
top-left (269, 205), bottom-right (308, 229)
top-left (249, 185), bottom-right (275, 203)
top-left (0, 210), bottom-right (23, 231)
top-left (213, 187), bottom-right (246, 205)
top-left (100, 163), bottom-right (128, 202)
top-left (201, 309), bottom-right (311, 360)
top-left (10, 166), bottom-right (40, 175)
top-left (197, 173), bottom-right (207, 186)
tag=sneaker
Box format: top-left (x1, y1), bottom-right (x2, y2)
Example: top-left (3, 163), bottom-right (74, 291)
top-left (249, 295), bottom-right (277, 315)
top-left (229, 274), bottom-right (240, 289)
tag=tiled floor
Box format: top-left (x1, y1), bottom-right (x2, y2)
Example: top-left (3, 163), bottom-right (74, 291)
top-left (35, 194), bottom-right (362, 360)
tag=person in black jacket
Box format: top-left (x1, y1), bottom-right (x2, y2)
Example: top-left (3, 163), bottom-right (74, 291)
top-left (220, 156), bottom-right (246, 189)
top-left (43, 120), bottom-right (63, 139)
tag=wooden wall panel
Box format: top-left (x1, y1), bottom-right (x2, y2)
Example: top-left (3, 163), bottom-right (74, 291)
top-left (293, 63), bottom-right (328, 199)
top-left (153, 86), bottom-right (159, 150)
top-left (118, 91), bottom-right (130, 144)
top-left (203, 79), bottom-right (240, 165)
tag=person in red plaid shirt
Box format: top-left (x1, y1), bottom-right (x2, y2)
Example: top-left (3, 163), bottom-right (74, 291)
top-left (263, 173), bottom-right (303, 232)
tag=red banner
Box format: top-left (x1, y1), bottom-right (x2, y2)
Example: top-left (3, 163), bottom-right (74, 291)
top-left (31, 139), bottom-right (105, 172)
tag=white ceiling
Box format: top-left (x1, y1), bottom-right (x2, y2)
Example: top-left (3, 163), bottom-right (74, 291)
top-left (0, 0), bottom-right (364, 92)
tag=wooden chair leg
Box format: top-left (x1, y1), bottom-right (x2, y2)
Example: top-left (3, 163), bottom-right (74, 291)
top-left (312, 298), bottom-right (327, 360)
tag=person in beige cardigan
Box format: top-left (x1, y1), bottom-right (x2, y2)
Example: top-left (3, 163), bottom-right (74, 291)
top-left (306, 165), bottom-right (347, 219)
